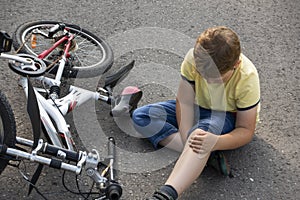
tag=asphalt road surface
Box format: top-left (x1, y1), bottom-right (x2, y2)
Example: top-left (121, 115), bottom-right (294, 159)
top-left (0, 0), bottom-right (299, 199)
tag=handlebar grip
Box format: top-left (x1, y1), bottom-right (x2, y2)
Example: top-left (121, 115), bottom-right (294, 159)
top-left (108, 137), bottom-right (115, 159)
top-left (107, 137), bottom-right (117, 181)
top-left (44, 143), bottom-right (80, 162)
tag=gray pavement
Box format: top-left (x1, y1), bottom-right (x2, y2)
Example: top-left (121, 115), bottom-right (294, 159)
top-left (0, 0), bottom-right (299, 199)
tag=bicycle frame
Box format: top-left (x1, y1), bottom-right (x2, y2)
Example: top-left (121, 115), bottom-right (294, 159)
top-left (18, 76), bottom-right (109, 150)
top-left (0, 27), bottom-right (128, 199)
top-left (0, 50), bottom-right (123, 198)
top-left (13, 27), bottom-right (111, 151)
top-left (38, 33), bottom-right (74, 60)
top-left (35, 28), bottom-right (74, 87)
top-left (38, 32), bottom-right (74, 86)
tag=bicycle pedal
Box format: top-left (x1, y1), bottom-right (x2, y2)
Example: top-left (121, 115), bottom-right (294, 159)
top-left (0, 31), bottom-right (12, 53)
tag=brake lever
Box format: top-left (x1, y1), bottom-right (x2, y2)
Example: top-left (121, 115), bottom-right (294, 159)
top-left (85, 149), bottom-right (108, 188)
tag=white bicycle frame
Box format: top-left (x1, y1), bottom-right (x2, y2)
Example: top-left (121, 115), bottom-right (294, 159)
top-left (18, 73), bottom-right (109, 151)
top-left (13, 26), bottom-right (112, 151)
top-left (1, 51), bottom-right (122, 189)
top-left (0, 28), bottom-right (125, 199)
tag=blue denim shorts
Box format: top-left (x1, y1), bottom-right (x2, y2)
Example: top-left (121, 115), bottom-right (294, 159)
top-left (132, 100), bottom-right (236, 149)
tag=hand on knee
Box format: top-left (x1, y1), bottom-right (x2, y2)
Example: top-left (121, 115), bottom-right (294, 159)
top-left (188, 129), bottom-right (219, 155)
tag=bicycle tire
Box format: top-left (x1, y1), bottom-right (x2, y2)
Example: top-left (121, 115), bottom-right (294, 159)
top-left (0, 90), bottom-right (16, 174)
top-left (13, 20), bottom-right (114, 78)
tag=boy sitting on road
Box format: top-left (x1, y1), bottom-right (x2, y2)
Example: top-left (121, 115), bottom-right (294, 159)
top-left (132, 26), bottom-right (260, 200)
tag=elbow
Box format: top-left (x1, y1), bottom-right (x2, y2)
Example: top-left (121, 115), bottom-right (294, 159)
top-left (241, 128), bottom-right (256, 146)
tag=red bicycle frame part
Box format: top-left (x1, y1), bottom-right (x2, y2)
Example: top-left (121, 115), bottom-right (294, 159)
top-left (37, 33), bottom-right (74, 59)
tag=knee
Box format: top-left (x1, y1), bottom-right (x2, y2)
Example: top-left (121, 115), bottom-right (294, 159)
top-left (197, 120), bottom-right (222, 135)
top-left (188, 128), bottom-right (206, 138)
top-left (132, 104), bottom-right (167, 125)
top-left (132, 107), bottom-right (148, 127)
top-left (187, 124), bottom-right (208, 139)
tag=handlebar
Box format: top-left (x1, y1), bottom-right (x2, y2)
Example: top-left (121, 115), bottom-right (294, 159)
top-left (0, 137), bottom-right (123, 199)
top-left (106, 137), bottom-right (122, 200)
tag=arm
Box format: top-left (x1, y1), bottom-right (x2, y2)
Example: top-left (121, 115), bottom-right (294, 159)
top-left (188, 105), bottom-right (258, 154)
top-left (176, 78), bottom-right (195, 142)
top-left (213, 105), bottom-right (258, 150)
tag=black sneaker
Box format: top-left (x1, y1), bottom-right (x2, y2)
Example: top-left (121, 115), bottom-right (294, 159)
top-left (207, 151), bottom-right (231, 176)
top-left (146, 190), bottom-right (175, 200)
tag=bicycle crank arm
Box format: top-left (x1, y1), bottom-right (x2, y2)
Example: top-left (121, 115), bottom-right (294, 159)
top-left (0, 53), bottom-right (32, 64)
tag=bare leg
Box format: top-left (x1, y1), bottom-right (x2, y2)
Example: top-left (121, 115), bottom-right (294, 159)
top-left (159, 132), bottom-right (184, 152)
top-left (164, 139), bottom-right (210, 196)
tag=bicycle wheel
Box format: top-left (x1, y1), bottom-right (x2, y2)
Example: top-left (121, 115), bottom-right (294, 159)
top-left (13, 20), bottom-right (114, 78)
top-left (0, 90), bottom-right (16, 174)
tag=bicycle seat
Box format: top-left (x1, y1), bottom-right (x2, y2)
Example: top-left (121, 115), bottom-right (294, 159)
top-left (104, 60), bottom-right (135, 90)
top-left (111, 86), bottom-right (142, 117)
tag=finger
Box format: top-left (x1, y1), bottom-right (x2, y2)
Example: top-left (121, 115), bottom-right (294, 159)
top-left (193, 149), bottom-right (201, 154)
top-left (189, 143), bottom-right (201, 150)
top-left (190, 129), bottom-right (206, 137)
top-left (191, 136), bottom-right (205, 143)
top-left (189, 145), bottom-right (201, 154)
top-left (190, 134), bottom-right (205, 141)
top-left (194, 131), bottom-right (206, 136)
top-left (189, 139), bottom-right (202, 145)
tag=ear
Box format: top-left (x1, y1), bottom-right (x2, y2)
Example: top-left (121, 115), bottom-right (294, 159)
top-left (234, 59), bottom-right (241, 69)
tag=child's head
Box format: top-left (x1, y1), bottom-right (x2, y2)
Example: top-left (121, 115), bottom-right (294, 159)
top-left (194, 26), bottom-right (241, 78)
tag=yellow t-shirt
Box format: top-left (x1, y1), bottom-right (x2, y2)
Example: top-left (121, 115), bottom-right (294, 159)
top-left (181, 48), bottom-right (260, 113)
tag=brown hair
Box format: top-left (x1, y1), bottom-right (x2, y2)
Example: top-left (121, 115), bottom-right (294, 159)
top-left (193, 26), bottom-right (241, 78)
